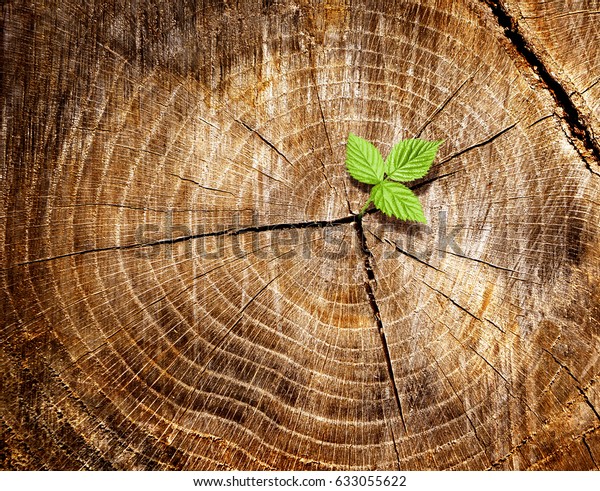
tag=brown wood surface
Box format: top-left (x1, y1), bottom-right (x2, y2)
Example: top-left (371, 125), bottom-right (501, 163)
top-left (1, 0), bottom-right (599, 470)
top-left (502, 0), bottom-right (600, 154)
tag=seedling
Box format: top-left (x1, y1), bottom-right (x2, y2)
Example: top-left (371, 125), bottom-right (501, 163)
top-left (345, 134), bottom-right (443, 223)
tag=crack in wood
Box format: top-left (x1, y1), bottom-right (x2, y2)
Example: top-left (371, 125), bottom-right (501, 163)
top-left (369, 231), bottom-right (444, 273)
top-left (55, 238), bottom-right (291, 377)
top-left (409, 171), bottom-right (460, 191)
top-left (421, 294), bottom-right (544, 423)
top-left (529, 426), bottom-right (600, 470)
top-left (583, 436), bottom-right (599, 470)
top-left (223, 154), bottom-right (293, 187)
top-left (310, 78), bottom-right (338, 194)
top-left (555, 119), bottom-right (600, 177)
top-left (9, 215), bottom-right (359, 268)
top-left (408, 123), bottom-right (518, 192)
top-left (353, 217), bottom-right (408, 448)
top-left (487, 425), bottom-right (600, 470)
top-left (309, 59), bottom-right (334, 159)
top-left (415, 75), bottom-right (474, 138)
top-left (438, 122), bottom-right (518, 166)
top-left (483, 0), bottom-right (600, 173)
top-left (168, 173), bottom-right (236, 196)
top-left (582, 77), bottom-right (600, 95)
top-left (526, 113), bottom-right (554, 129)
top-left (307, 55), bottom-right (355, 213)
top-left (340, 180), bottom-right (354, 215)
top-left (542, 348), bottom-right (600, 422)
top-left (469, 344), bottom-right (544, 424)
top-left (34, 202), bottom-right (233, 214)
top-left (443, 250), bottom-right (519, 274)
top-left (234, 119), bottom-right (295, 168)
top-left (423, 282), bottom-right (482, 322)
top-left (164, 273), bottom-right (284, 443)
top-left (486, 434), bottom-right (535, 469)
top-left (484, 317), bottom-right (506, 334)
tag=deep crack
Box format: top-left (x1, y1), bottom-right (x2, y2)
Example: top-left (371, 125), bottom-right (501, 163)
top-left (409, 123), bottom-right (517, 192)
top-left (583, 436), bottom-right (600, 470)
top-left (484, 0), bottom-right (600, 171)
top-left (11, 215), bottom-right (358, 267)
top-left (354, 217), bottom-right (408, 437)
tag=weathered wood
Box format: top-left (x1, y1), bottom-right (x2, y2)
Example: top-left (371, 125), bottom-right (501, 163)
top-left (499, 0), bottom-right (600, 163)
top-left (1, 0), bottom-right (599, 470)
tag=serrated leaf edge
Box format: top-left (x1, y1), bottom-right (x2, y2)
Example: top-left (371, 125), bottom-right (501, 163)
top-left (345, 133), bottom-right (385, 185)
top-left (370, 181), bottom-right (427, 223)
top-left (384, 138), bottom-right (444, 183)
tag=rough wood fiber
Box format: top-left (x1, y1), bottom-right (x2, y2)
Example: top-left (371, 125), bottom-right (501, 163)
top-left (1, 0), bottom-right (599, 470)
top-left (499, 0), bottom-right (600, 164)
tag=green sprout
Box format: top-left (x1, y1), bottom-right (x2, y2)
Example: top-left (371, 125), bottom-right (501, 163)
top-left (345, 133), bottom-right (443, 223)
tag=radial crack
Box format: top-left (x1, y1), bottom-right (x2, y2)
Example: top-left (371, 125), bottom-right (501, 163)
top-left (168, 173), bottom-right (236, 196)
top-left (408, 123), bottom-right (517, 192)
top-left (483, 0), bottom-right (600, 171)
top-left (354, 217), bottom-right (408, 437)
top-left (423, 282), bottom-right (481, 322)
top-left (542, 348), bottom-right (600, 422)
top-left (415, 75), bottom-right (473, 138)
top-left (486, 435), bottom-right (535, 469)
top-left (163, 273), bottom-right (284, 451)
top-left (466, 342), bottom-right (543, 423)
top-left (582, 77), bottom-right (600, 95)
top-left (583, 436), bottom-right (600, 470)
top-left (422, 290), bottom-right (544, 422)
top-left (9, 215), bottom-right (358, 268)
top-left (235, 119), bottom-right (295, 168)
top-left (438, 122), bottom-right (518, 166)
top-left (442, 250), bottom-right (529, 278)
top-left (409, 170), bottom-right (460, 191)
top-left (310, 65), bottom-right (334, 158)
top-left (369, 231), bottom-right (443, 273)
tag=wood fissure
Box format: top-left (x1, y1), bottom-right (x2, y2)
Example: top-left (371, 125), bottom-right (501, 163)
top-left (234, 119), bottom-right (296, 168)
top-left (354, 217), bottom-right (408, 441)
top-left (484, 0), bottom-right (600, 172)
top-left (543, 348), bottom-right (600, 422)
top-left (582, 436), bottom-right (599, 470)
top-left (9, 215), bottom-right (361, 268)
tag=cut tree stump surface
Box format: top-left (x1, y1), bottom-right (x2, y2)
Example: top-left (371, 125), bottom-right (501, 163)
top-left (1, 0), bottom-right (599, 470)
top-left (501, 0), bottom-right (600, 159)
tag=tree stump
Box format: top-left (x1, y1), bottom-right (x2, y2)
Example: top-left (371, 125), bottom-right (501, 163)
top-left (2, 0), bottom-right (599, 470)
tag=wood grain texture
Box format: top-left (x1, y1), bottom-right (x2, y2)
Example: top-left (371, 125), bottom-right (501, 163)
top-left (1, 0), bottom-right (599, 470)
top-left (499, 0), bottom-right (600, 161)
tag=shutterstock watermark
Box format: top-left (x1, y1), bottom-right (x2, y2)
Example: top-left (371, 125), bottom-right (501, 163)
top-left (133, 210), bottom-right (465, 261)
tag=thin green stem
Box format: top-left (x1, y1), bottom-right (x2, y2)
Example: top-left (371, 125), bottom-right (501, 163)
top-left (358, 198), bottom-right (372, 218)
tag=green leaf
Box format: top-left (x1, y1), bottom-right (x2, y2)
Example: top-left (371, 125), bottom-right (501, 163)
top-left (371, 181), bottom-right (426, 223)
top-left (384, 138), bottom-right (443, 182)
top-left (345, 133), bottom-right (385, 185)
